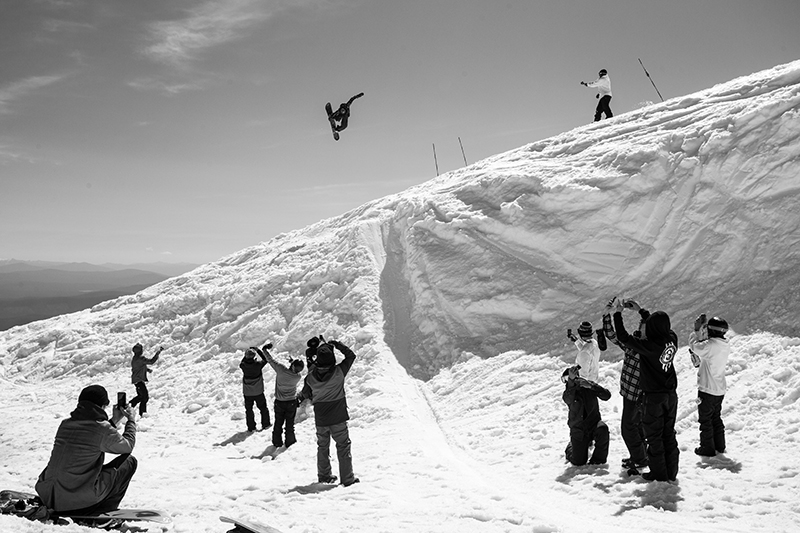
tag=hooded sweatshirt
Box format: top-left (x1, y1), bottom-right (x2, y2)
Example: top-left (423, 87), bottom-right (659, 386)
top-left (36, 401), bottom-right (136, 512)
top-left (299, 341), bottom-right (356, 426)
top-left (613, 311), bottom-right (678, 393)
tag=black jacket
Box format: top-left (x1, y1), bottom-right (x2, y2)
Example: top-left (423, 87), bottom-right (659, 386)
top-left (613, 311), bottom-right (678, 393)
top-left (563, 378), bottom-right (611, 441)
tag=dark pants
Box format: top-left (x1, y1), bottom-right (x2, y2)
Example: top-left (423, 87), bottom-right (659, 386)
top-left (698, 391), bottom-right (726, 452)
top-left (642, 391), bottom-right (680, 481)
top-left (65, 454), bottom-right (138, 516)
top-left (621, 396), bottom-right (647, 464)
top-left (594, 95), bottom-right (613, 121)
top-left (129, 382), bottom-right (149, 416)
top-left (272, 399), bottom-right (298, 448)
top-left (565, 421), bottom-right (609, 466)
top-left (244, 393), bottom-right (270, 431)
top-left (316, 422), bottom-right (355, 484)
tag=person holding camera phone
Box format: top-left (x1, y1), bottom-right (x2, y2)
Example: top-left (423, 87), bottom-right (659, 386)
top-left (688, 313), bottom-right (731, 457)
top-left (258, 343), bottom-right (304, 448)
top-left (602, 297), bottom-right (649, 470)
top-left (129, 343), bottom-right (163, 417)
top-left (36, 384), bottom-right (138, 518)
top-left (611, 297), bottom-right (679, 482)
top-left (296, 338), bottom-right (359, 487)
top-left (240, 346), bottom-right (272, 432)
top-left (567, 321), bottom-right (601, 382)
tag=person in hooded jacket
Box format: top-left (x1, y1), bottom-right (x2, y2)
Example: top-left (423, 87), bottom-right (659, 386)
top-left (36, 385), bottom-right (138, 516)
top-left (240, 347), bottom-right (271, 432)
top-left (258, 344), bottom-right (304, 448)
top-left (296, 339), bottom-right (359, 486)
top-left (561, 365), bottom-right (612, 466)
top-left (688, 314), bottom-right (731, 457)
top-left (581, 69), bottom-right (613, 121)
top-left (569, 321), bottom-right (601, 382)
top-left (603, 298), bottom-right (649, 470)
top-left (129, 343), bottom-right (162, 417)
top-left (612, 298), bottom-right (679, 481)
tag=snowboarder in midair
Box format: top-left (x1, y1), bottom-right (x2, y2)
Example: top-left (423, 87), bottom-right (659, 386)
top-left (581, 69), bottom-right (613, 121)
top-left (326, 93), bottom-right (364, 140)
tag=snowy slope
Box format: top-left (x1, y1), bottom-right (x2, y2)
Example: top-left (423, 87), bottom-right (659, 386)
top-left (1, 60), bottom-right (800, 533)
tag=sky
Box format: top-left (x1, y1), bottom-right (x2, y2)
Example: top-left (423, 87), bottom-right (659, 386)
top-left (1, 0), bottom-right (799, 265)
top-left (2, 56), bottom-right (800, 531)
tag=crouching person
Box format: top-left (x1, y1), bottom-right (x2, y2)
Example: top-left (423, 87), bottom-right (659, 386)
top-left (562, 365), bottom-right (612, 466)
top-left (36, 385), bottom-right (138, 516)
top-left (296, 339), bottom-right (359, 486)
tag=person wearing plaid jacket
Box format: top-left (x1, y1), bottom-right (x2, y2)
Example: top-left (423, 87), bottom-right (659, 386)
top-left (603, 298), bottom-right (650, 469)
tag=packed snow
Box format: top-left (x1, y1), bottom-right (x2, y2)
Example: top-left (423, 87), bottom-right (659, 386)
top-left (2, 60), bottom-right (800, 533)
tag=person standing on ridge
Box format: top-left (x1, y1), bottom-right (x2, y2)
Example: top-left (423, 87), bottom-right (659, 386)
top-left (36, 385), bottom-right (138, 519)
top-left (603, 297), bottom-right (649, 471)
top-left (239, 347), bottom-right (272, 433)
top-left (259, 343), bottom-right (304, 449)
top-left (568, 321), bottom-right (601, 382)
top-left (581, 69), bottom-right (613, 121)
top-left (611, 298), bottom-right (679, 482)
top-left (129, 343), bottom-right (162, 417)
top-left (688, 314), bottom-right (731, 457)
top-left (296, 339), bottom-right (359, 487)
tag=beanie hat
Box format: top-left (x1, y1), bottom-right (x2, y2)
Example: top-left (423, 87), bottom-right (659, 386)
top-left (315, 344), bottom-right (335, 367)
top-left (78, 384), bottom-right (109, 407)
top-left (577, 321), bottom-right (593, 339)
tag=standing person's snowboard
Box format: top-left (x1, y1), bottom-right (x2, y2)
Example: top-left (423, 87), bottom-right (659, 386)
top-left (325, 102), bottom-right (339, 140)
top-left (220, 515), bottom-right (284, 533)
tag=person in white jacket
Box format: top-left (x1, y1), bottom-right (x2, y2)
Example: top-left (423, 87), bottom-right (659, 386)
top-left (569, 321), bottom-right (600, 382)
top-left (688, 315), bottom-right (731, 457)
top-left (581, 69), bottom-right (613, 122)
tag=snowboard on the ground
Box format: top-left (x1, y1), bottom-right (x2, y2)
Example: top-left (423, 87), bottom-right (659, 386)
top-left (220, 515), bottom-right (284, 533)
top-left (61, 508), bottom-right (172, 525)
top-left (325, 102), bottom-right (340, 140)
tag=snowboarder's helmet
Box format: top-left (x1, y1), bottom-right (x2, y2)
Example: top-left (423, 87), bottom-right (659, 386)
top-left (599, 69), bottom-right (607, 76)
top-left (707, 317), bottom-right (728, 338)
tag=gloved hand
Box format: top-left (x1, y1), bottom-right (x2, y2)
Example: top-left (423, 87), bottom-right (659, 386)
top-left (694, 314), bottom-right (707, 332)
top-left (689, 349), bottom-right (701, 368)
top-left (567, 330), bottom-right (577, 342)
top-left (580, 81), bottom-right (587, 86)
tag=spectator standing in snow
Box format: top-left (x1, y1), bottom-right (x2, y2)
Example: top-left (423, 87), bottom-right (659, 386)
top-left (603, 297), bottom-right (649, 470)
top-left (568, 321), bottom-right (601, 382)
top-left (581, 69), bottom-right (613, 121)
top-left (240, 347), bottom-right (272, 432)
top-left (36, 385), bottom-right (138, 517)
top-left (129, 343), bottom-right (162, 417)
top-left (296, 339), bottom-right (359, 486)
top-left (611, 298), bottom-right (679, 481)
top-left (689, 314), bottom-right (731, 457)
top-left (561, 365), bottom-right (612, 466)
top-left (259, 344), bottom-right (304, 449)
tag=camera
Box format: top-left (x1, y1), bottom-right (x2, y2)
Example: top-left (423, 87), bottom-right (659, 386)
top-left (117, 392), bottom-right (127, 409)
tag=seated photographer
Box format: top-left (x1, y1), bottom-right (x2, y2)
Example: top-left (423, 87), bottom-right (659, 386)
top-left (36, 385), bottom-right (138, 516)
top-left (561, 365), bottom-right (611, 466)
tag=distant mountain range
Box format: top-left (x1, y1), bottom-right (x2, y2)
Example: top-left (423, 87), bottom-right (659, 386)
top-left (0, 260), bottom-right (198, 331)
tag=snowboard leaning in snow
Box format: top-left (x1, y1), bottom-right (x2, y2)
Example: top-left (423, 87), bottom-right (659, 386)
top-left (61, 508), bottom-right (172, 524)
top-left (325, 102), bottom-right (340, 141)
top-left (220, 515), bottom-right (284, 533)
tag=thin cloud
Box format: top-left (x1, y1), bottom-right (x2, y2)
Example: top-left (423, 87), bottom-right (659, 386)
top-left (127, 77), bottom-right (203, 95)
top-left (0, 74), bottom-right (68, 114)
top-left (143, 0), bottom-right (272, 67)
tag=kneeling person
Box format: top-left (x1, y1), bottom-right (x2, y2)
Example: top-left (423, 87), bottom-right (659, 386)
top-left (36, 385), bottom-right (138, 516)
top-left (562, 365), bottom-right (612, 466)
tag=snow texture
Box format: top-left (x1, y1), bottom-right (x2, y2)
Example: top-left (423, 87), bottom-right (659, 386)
top-left (2, 60), bottom-right (800, 533)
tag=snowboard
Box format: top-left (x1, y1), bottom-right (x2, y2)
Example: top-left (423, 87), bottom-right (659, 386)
top-left (64, 508), bottom-right (172, 525)
top-left (325, 102), bottom-right (340, 141)
top-left (220, 515), bottom-right (284, 533)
